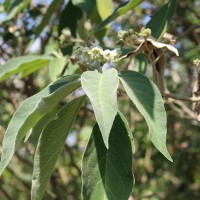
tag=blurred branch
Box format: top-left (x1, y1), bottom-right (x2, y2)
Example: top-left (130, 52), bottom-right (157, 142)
top-left (173, 100), bottom-right (195, 118)
top-left (15, 151), bottom-right (33, 167)
top-left (165, 92), bottom-right (200, 102)
top-left (78, 106), bottom-right (88, 129)
top-left (7, 167), bottom-right (30, 190)
top-left (0, 188), bottom-right (12, 200)
top-left (50, 174), bottom-right (62, 200)
top-left (0, 179), bottom-right (13, 200)
top-left (186, 2), bottom-right (200, 19)
top-left (166, 99), bottom-right (195, 119)
top-left (65, 144), bottom-right (81, 176)
top-left (23, 74), bottom-right (36, 97)
top-left (0, 44), bottom-right (12, 58)
top-left (133, 192), bottom-right (154, 200)
top-left (177, 25), bottom-right (200, 41)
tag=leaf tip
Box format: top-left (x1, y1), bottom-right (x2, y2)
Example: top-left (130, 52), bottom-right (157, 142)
top-left (163, 151), bottom-right (173, 162)
top-left (103, 139), bottom-right (109, 149)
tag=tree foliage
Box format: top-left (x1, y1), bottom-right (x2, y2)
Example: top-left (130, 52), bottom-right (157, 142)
top-left (0, 0), bottom-right (200, 199)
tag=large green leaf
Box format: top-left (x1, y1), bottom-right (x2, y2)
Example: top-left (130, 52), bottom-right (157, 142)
top-left (81, 68), bottom-right (119, 148)
top-left (26, 108), bottom-right (58, 146)
top-left (31, 96), bottom-right (85, 200)
top-left (0, 55), bottom-right (52, 82)
top-left (146, 0), bottom-right (177, 40)
top-left (59, 0), bottom-right (82, 55)
top-left (3, 0), bottom-right (23, 11)
top-left (82, 112), bottom-right (134, 200)
top-left (96, 0), bottom-right (143, 31)
top-left (35, 0), bottom-right (63, 37)
top-left (49, 57), bottom-right (67, 81)
top-left (96, 0), bottom-right (112, 21)
top-left (119, 71), bottom-right (172, 161)
top-left (0, 0), bottom-right (30, 24)
top-left (72, 0), bottom-right (96, 16)
top-left (0, 75), bottom-right (81, 176)
top-left (3, 0), bottom-right (10, 11)
top-left (90, 5), bottom-right (106, 41)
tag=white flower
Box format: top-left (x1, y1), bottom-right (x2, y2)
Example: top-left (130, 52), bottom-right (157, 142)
top-left (102, 48), bottom-right (121, 63)
top-left (76, 45), bottom-right (121, 66)
top-left (103, 50), bottom-right (112, 62)
top-left (91, 47), bottom-right (104, 61)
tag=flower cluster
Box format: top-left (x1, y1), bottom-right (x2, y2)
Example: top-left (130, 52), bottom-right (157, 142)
top-left (118, 29), bottom-right (139, 47)
top-left (76, 45), bottom-right (121, 65)
top-left (118, 28), bottom-right (179, 57)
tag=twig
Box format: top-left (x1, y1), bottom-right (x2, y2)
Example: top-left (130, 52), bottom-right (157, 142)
top-left (186, 2), bottom-right (200, 19)
top-left (177, 25), bottom-right (200, 41)
top-left (133, 192), bottom-right (154, 200)
top-left (173, 100), bottom-right (195, 118)
top-left (7, 167), bottom-right (30, 190)
top-left (0, 179), bottom-right (13, 200)
top-left (166, 100), bottom-right (195, 119)
top-left (50, 174), bottom-right (62, 200)
top-left (0, 188), bottom-right (13, 200)
top-left (165, 92), bottom-right (200, 102)
top-left (0, 45), bottom-right (12, 58)
top-left (65, 144), bottom-right (82, 175)
top-left (15, 151), bottom-right (32, 167)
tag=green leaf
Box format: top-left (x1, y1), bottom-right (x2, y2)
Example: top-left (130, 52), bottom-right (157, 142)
top-left (0, 55), bottom-right (52, 82)
top-left (49, 57), bottom-right (67, 81)
top-left (146, 0), bottom-right (177, 40)
top-left (35, 0), bottom-right (63, 38)
top-left (96, 0), bottom-right (112, 21)
top-left (3, 0), bottom-right (23, 11)
top-left (81, 68), bottom-right (119, 148)
top-left (133, 54), bottom-right (148, 74)
top-left (90, 5), bottom-right (106, 42)
top-left (26, 108), bottom-right (58, 146)
top-left (96, 0), bottom-right (143, 31)
top-left (0, 75), bottom-right (81, 176)
top-left (31, 96), bottom-right (85, 200)
top-left (72, 0), bottom-right (96, 17)
top-left (59, 0), bottom-right (82, 55)
top-left (3, 0), bottom-right (10, 11)
top-left (119, 71), bottom-right (172, 161)
top-left (0, 0), bottom-right (30, 24)
top-left (82, 112), bottom-right (134, 200)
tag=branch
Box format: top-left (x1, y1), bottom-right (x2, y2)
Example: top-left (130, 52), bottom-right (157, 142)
top-left (186, 2), bottom-right (200, 19)
top-left (0, 188), bottom-right (12, 200)
top-left (65, 144), bottom-right (81, 175)
top-left (165, 92), bottom-right (200, 102)
top-left (177, 25), bottom-right (200, 41)
top-left (166, 99), bottom-right (195, 119)
top-left (0, 179), bottom-right (13, 200)
top-left (0, 44), bottom-right (12, 58)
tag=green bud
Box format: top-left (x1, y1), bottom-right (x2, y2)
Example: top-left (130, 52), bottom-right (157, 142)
top-left (128, 29), bottom-right (134, 35)
top-left (139, 28), bottom-right (151, 38)
top-left (118, 30), bottom-right (128, 40)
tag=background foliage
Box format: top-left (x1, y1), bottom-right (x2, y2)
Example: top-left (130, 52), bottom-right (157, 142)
top-left (0, 0), bottom-right (200, 199)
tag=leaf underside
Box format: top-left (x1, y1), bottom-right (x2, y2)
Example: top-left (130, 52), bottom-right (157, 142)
top-left (81, 68), bottom-right (119, 148)
top-left (0, 55), bottom-right (52, 82)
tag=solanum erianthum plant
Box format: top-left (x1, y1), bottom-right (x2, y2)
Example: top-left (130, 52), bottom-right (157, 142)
top-left (0, 28), bottom-right (179, 200)
top-left (76, 28), bottom-right (179, 199)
